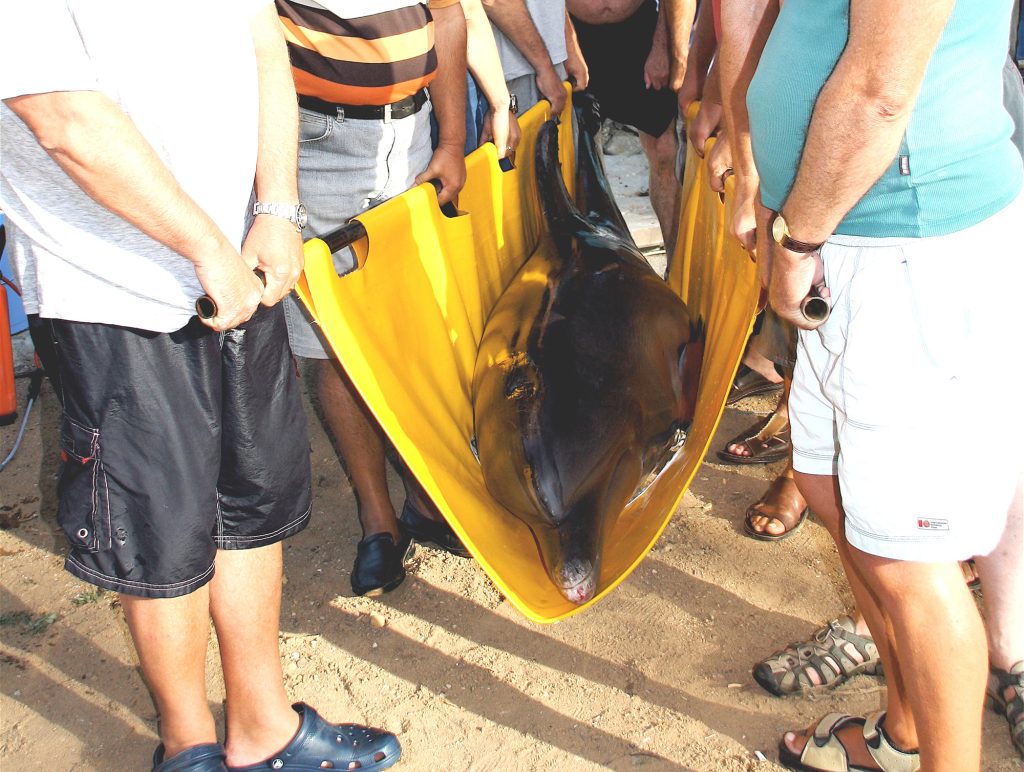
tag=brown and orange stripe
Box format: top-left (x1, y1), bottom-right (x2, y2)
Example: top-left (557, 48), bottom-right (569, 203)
top-left (277, 1), bottom-right (454, 106)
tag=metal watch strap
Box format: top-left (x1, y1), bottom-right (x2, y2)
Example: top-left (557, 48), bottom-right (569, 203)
top-left (253, 201), bottom-right (307, 232)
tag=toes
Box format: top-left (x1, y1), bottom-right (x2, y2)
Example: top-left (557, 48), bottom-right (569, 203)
top-left (749, 515), bottom-right (784, 535)
top-left (783, 730), bottom-right (806, 757)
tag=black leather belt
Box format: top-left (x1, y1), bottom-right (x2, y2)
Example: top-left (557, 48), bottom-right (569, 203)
top-left (297, 89), bottom-right (428, 122)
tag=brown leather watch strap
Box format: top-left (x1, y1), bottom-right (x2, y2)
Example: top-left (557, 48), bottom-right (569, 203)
top-left (780, 234), bottom-right (823, 253)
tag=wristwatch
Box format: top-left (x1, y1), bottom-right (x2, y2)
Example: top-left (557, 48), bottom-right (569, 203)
top-left (253, 201), bottom-right (308, 232)
top-left (509, 93), bottom-right (519, 115)
top-left (771, 211), bottom-right (824, 253)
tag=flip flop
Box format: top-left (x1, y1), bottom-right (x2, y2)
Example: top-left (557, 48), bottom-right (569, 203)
top-left (727, 364), bottom-right (783, 405)
top-left (717, 411), bottom-right (790, 465)
top-left (744, 475), bottom-right (809, 541)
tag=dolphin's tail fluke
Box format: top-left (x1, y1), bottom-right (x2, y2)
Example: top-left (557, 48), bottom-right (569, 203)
top-left (572, 94), bottom-right (634, 243)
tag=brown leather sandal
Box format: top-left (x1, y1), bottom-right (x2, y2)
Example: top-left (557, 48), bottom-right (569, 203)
top-left (717, 410), bottom-right (790, 465)
top-left (744, 475), bottom-right (809, 541)
top-left (727, 364), bottom-right (783, 405)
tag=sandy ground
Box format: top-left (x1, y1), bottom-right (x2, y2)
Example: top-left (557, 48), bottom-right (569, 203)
top-left (1, 144), bottom-right (1020, 771)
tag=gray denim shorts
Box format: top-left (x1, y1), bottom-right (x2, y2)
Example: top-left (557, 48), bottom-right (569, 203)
top-left (284, 102), bottom-right (433, 359)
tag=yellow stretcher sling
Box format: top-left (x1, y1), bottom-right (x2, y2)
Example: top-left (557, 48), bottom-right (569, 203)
top-left (295, 94), bottom-right (760, 623)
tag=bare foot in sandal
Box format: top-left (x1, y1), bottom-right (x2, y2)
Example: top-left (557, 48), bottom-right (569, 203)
top-left (717, 409), bottom-right (791, 464)
top-left (780, 711), bottom-right (919, 771)
top-left (720, 374), bottom-right (793, 464)
top-left (745, 469), bottom-right (808, 541)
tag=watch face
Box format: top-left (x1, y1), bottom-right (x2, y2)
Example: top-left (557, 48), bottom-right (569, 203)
top-left (771, 213), bottom-right (787, 244)
top-left (509, 93), bottom-right (519, 114)
top-left (296, 203), bottom-right (308, 229)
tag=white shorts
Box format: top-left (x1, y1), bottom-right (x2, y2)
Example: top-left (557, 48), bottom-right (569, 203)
top-left (790, 192), bottom-right (1024, 561)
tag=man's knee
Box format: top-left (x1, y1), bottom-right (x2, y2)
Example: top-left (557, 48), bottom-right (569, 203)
top-left (854, 551), bottom-right (967, 612)
top-left (641, 124), bottom-right (678, 169)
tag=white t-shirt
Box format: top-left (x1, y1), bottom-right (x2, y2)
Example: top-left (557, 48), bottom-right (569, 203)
top-left (0, 0), bottom-right (268, 332)
top-left (491, 0), bottom-right (568, 82)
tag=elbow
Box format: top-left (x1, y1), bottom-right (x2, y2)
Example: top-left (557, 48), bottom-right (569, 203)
top-left (866, 93), bottom-right (914, 124)
top-left (850, 74), bottom-right (918, 125)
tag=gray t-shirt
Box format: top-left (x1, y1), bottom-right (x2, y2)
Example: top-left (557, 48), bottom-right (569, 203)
top-left (491, 0), bottom-right (567, 82)
top-left (0, 0), bottom-right (264, 332)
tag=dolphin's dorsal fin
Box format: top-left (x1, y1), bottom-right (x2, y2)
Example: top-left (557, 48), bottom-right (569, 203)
top-left (572, 94), bottom-right (634, 245)
top-left (536, 119), bottom-right (597, 256)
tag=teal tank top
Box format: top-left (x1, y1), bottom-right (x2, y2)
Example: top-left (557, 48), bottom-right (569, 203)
top-left (747, 0), bottom-right (1022, 238)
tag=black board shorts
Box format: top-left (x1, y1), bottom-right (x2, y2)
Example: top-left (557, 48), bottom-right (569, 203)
top-left (571, 0), bottom-right (678, 138)
top-left (33, 304), bottom-right (312, 599)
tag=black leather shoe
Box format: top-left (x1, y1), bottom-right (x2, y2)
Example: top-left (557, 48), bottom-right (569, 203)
top-left (398, 501), bottom-right (471, 558)
top-left (351, 531), bottom-right (411, 597)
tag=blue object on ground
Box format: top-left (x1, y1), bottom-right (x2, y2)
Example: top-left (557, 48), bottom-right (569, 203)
top-left (1, 214), bottom-right (29, 335)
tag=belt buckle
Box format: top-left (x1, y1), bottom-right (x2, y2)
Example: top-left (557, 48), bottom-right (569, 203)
top-left (383, 103), bottom-right (392, 123)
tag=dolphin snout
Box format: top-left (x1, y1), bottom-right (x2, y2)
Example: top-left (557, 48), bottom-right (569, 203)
top-left (558, 559), bottom-right (597, 604)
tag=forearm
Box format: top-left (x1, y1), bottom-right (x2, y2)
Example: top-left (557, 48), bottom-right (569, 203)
top-left (564, 10), bottom-right (583, 67)
top-left (251, 4), bottom-right (299, 203)
top-left (463, 0), bottom-right (511, 110)
top-left (662, 0), bottom-right (696, 84)
top-left (719, 0), bottom-right (777, 181)
top-left (782, 0), bottom-right (955, 243)
top-left (687, 0), bottom-right (717, 92)
top-left (429, 4), bottom-right (469, 149)
top-left (5, 91), bottom-right (233, 264)
top-left (650, 0), bottom-right (673, 77)
top-left (702, 56), bottom-right (721, 106)
top-left (483, 0), bottom-right (558, 78)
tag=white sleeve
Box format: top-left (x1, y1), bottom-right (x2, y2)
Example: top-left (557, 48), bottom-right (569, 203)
top-left (0, 1), bottom-right (99, 101)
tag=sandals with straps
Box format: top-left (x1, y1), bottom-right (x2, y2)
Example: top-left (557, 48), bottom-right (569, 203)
top-left (753, 616), bottom-right (881, 697)
top-left (744, 475), bottom-right (809, 541)
top-left (717, 410), bottom-right (791, 465)
top-left (987, 660), bottom-right (1024, 759)
top-left (779, 711), bottom-right (920, 771)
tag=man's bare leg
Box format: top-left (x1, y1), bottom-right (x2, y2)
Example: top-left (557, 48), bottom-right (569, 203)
top-left (317, 359), bottom-right (441, 527)
top-left (784, 473), bottom-right (920, 763)
top-left (210, 543), bottom-right (301, 768)
top-left (977, 475), bottom-right (1024, 672)
top-left (727, 372), bottom-right (790, 462)
top-left (317, 359), bottom-right (400, 540)
top-left (638, 122), bottom-right (680, 258)
top-left (120, 590), bottom-right (218, 760)
top-left (852, 551), bottom-right (987, 771)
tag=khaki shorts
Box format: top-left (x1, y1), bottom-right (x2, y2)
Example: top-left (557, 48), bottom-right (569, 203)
top-left (790, 192), bottom-right (1024, 561)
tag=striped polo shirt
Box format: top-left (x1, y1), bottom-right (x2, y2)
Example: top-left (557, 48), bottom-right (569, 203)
top-left (277, 0), bottom-right (459, 106)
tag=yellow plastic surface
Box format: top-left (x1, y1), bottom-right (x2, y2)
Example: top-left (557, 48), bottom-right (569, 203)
top-left (296, 96), bottom-right (760, 623)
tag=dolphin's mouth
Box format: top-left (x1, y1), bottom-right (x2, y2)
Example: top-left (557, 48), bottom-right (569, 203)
top-left (557, 559), bottom-right (598, 604)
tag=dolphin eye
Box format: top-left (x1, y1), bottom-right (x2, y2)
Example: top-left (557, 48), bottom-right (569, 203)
top-left (505, 365), bottom-right (538, 400)
top-left (498, 352), bottom-right (539, 401)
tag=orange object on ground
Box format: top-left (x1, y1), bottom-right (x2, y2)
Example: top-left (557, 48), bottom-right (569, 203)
top-left (1, 285), bottom-right (16, 424)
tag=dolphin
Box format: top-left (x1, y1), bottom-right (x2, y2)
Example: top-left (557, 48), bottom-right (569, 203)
top-left (472, 96), bottom-right (704, 605)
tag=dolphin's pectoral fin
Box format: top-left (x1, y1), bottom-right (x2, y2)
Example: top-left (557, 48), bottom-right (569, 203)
top-left (676, 335), bottom-right (706, 424)
top-left (629, 423), bottom-right (689, 505)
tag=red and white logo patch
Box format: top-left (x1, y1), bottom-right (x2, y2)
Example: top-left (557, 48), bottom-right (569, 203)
top-left (917, 518), bottom-right (949, 531)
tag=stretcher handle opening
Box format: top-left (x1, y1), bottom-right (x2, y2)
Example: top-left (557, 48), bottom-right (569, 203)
top-left (319, 178), bottom-right (458, 258)
top-left (194, 267), bottom-right (266, 321)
